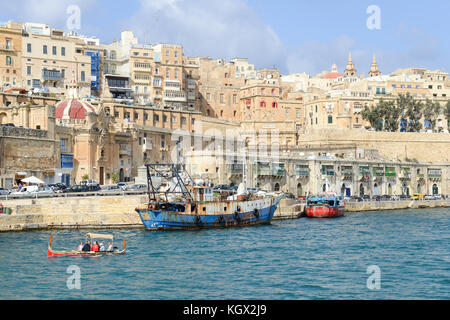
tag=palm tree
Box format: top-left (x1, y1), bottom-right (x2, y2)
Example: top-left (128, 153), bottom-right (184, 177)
top-left (423, 99), bottom-right (442, 131)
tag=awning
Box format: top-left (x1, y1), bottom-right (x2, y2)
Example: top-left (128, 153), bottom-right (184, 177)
top-left (16, 172), bottom-right (27, 176)
top-left (85, 233), bottom-right (114, 240)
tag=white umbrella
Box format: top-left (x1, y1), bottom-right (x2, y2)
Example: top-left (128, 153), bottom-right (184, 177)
top-left (21, 176), bottom-right (44, 185)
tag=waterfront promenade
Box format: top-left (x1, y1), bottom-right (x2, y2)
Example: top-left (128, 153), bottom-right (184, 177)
top-left (0, 195), bottom-right (448, 232)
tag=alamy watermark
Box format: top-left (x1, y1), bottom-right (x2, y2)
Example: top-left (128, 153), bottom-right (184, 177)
top-left (366, 265), bottom-right (381, 290)
top-left (66, 5), bottom-right (81, 31)
top-left (366, 5), bottom-right (381, 30)
top-left (66, 265), bottom-right (81, 290)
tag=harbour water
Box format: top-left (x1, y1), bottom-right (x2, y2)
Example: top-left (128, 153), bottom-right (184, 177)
top-left (0, 208), bottom-right (449, 300)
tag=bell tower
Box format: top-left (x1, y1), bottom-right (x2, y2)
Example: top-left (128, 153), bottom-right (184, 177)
top-left (344, 53), bottom-right (357, 77)
top-left (368, 54), bottom-right (381, 77)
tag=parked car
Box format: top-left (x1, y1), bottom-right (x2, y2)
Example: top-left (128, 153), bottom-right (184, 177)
top-left (283, 193), bottom-right (297, 200)
top-left (229, 185), bottom-right (238, 192)
top-left (390, 195), bottom-right (400, 201)
top-left (372, 195), bottom-right (381, 201)
top-left (213, 184), bottom-right (230, 191)
top-left (117, 182), bottom-right (127, 190)
top-left (0, 188), bottom-right (10, 195)
top-left (48, 183), bottom-right (68, 193)
top-left (362, 195), bottom-right (371, 201)
top-left (80, 179), bottom-right (99, 186)
top-left (424, 195), bottom-right (436, 200)
top-left (63, 184), bottom-right (101, 193)
top-left (100, 185), bottom-right (122, 194)
top-left (434, 194), bottom-right (443, 200)
top-left (32, 186), bottom-right (54, 195)
top-left (380, 195), bottom-right (391, 201)
top-left (127, 184), bottom-right (147, 191)
top-left (350, 195), bottom-right (363, 202)
top-left (411, 193), bottom-right (425, 200)
top-left (399, 194), bottom-right (410, 200)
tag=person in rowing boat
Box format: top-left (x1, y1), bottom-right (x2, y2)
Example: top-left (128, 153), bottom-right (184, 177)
top-left (99, 242), bottom-right (106, 252)
top-left (82, 241), bottom-right (91, 251)
top-left (77, 241), bottom-right (83, 251)
top-left (91, 241), bottom-right (100, 252)
top-left (107, 242), bottom-right (113, 252)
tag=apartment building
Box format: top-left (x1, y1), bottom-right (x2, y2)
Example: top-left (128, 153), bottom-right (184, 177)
top-left (20, 22), bottom-right (91, 96)
top-left (0, 21), bottom-right (22, 89)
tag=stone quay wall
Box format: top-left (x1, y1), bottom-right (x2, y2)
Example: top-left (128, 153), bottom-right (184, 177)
top-left (0, 196), bottom-right (448, 232)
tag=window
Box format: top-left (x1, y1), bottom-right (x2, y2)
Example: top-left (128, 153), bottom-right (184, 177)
top-left (272, 102), bottom-right (278, 108)
top-left (328, 115), bottom-right (333, 124)
top-left (61, 69), bottom-right (65, 78)
top-left (154, 114), bottom-right (159, 122)
top-left (296, 109), bottom-right (300, 118)
top-left (175, 69), bottom-right (178, 79)
top-left (155, 67), bottom-right (159, 75)
top-left (134, 112), bottom-right (139, 120)
top-left (144, 113), bottom-right (148, 120)
top-left (52, 46), bottom-right (57, 55)
top-left (174, 51), bottom-right (178, 57)
top-left (60, 139), bottom-right (67, 152)
top-left (27, 66), bottom-right (31, 75)
top-left (61, 47), bottom-right (65, 56)
top-left (6, 56), bottom-right (12, 65)
top-left (165, 50), bottom-right (169, 57)
top-left (163, 115), bottom-right (167, 122)
top-left (233, 94), bottom-right (237, 104)
top-left (260, 101), bottom-right (266, 107)
top-left (43, 45), bottom-right (47, 54)
top-left (166, 69), bottom-right (170, 78)
top-left (220, 94), bottom-right (224, 103)
top-left (161, 135), bottom-right (165, 148)
top-left (81, 71), bottom-right (85, 82)
top-left (27, 43), bottom-right (31, 53)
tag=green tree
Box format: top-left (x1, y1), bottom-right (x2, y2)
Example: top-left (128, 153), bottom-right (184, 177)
top-left (406, 98), bottom-right (423, 132)
top-left (423, 99), bottom-right (441, 131)
top-left (111, 172), bottom-right (119, 184)
top-left (445, 100), bottom-right (450, 128)
top-left (81, 174), bottom-right (89, 181)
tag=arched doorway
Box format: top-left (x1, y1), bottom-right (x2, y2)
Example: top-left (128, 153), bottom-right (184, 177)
top-left (388, 183), bottom-right (392, 195)
top-left (359, 183), bottom-right (364, 197)
top-left (432, 184), bottom-right (439, 195)
top-left (417, 183), bottom-right (422, 194)
top-left (0, 112), bottom-right (7, 124)
top-left (374, 183), bottom-right (379, 196)
top-left (274, 183), bottom-right (280, 192)
top-left (297, 183), bottom-right (302, 197)
top-left (341, 183), bottom-right (346, 196)
top-left (119, 168), bottom-right (124, 182)
top-left (323, 184), bottom-right (327, 192)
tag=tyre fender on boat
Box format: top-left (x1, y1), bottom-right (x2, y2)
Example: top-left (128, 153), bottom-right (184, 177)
top-left (234, 211), bottom-right (241, 223)
top-left (253, 208), bottom-right (259, 219)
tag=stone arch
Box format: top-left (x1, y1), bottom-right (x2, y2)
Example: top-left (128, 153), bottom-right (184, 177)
top-left (297, 183), bottom-right (302, 197)
top-left (432, 184), bottom-right (439, 195)
top-left (274, 183), bottom-right (280, 192)
top-left (0, 112), bottom-right (7, 124)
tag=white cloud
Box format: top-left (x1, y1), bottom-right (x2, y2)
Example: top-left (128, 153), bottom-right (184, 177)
top-left (2, 0), bottom-right (95, 30)
top-left (129, 0), bottom-right (287, 72)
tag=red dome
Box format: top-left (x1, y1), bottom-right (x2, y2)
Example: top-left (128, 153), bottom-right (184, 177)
top-left (55, 99), bottom-right (95, 120)
top-left (323, 72), bottom-right (343, 79)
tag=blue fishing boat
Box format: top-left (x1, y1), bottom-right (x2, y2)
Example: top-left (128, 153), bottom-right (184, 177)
top-left (135, 164), bottom-right (283, 231)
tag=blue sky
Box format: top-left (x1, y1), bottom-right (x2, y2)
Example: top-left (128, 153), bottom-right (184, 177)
top-left (1, 0), bottom-right (449, 75)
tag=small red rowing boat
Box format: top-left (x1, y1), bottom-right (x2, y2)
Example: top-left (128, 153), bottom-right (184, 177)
top-left (48, 233), bottom-right (126, 257)
top-left (305, 193), bottom-right (345, 218)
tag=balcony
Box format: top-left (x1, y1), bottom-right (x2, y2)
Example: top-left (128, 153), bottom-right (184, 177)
top-left (272, 163), bottom-right (285, 176)
top-left (42, 69), bottom-right (61, 81)
top-left (163, 90), bottom-right (187, 102)
top-left (119, 145), bottom-right (131, 156)
top-left (428, 170), bottom-right (442, 180)
top-left (187, 80), bottom-right (196, 90)
top-left (255, 163), bottom-right (271, 176)
top-left (187, 92), bottom-right (196, 101)
top-left (164, 80), bottom-right (181, 91)
top-left (142, 138), bottom-right (152, 151)
top-left (0, 42), bottom-right (15, 51)
top-left (227, 164), bottom-right (243, 175)
top-left (295, 165), bottom-right (310, 177)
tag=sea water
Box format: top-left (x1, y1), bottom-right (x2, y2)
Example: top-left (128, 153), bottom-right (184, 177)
top-left (0, 208), bottom-right (448, 299)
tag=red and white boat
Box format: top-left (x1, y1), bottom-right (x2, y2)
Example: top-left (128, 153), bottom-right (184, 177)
top-left (305, 193), bottom-right (345, 218)
top-left (47, 233), bottom-right (126, 257)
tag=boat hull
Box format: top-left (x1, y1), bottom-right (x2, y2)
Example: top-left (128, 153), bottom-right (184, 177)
top-left (136, 197), bottom-right (281, 231)
top-left (305, 206), bottom-right (345, 218)
top-left (47, 249), bottom-right (125, 257)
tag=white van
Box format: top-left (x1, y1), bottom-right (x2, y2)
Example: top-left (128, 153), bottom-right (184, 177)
top-left (11, 185), bottom-right (39, 195)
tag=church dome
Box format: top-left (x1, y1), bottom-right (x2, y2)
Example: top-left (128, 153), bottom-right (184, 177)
top-left (55, 74), bottom-right (96, 119)
top-left (55, 99), bottom-right (95, 119)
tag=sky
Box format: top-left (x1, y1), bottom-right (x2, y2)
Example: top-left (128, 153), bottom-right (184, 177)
top-left (1, 0), bottom-right (449, 76)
